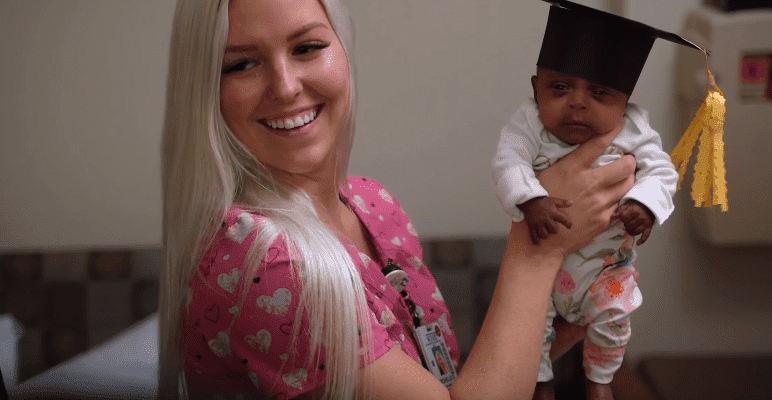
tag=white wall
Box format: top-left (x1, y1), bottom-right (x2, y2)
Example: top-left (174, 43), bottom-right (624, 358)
top-left (1, 0), bottom-right (770, 365)
top-left (0, 1), bottom-right (175, 251)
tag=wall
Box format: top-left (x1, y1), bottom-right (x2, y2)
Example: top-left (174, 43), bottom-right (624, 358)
top-left (0, 1), bottom-right (174, 251)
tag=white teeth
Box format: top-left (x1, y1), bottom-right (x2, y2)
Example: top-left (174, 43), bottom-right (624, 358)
top-left (264, 109), bottom-right (318, 130)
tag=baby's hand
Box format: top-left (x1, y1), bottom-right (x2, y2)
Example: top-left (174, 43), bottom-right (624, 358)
top-left (520, 196), bottom-right (573, 245)
top-left (612, 200), bottom-right (654, 245)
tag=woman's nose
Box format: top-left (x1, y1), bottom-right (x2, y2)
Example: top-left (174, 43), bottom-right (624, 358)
top-left (269, 59), bottom-right (301, 101)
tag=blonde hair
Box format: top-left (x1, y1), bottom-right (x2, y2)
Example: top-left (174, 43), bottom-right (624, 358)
top-left (158, 0), bottom-right (372, 399)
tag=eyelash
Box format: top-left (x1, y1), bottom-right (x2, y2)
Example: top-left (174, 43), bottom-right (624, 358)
top-left (551, 83), bottom-right (609, 96)
top-left (221, 41), bottom-right (330, 75)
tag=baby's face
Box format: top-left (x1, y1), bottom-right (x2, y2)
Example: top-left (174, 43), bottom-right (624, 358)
top-left (532, 68), bottom-right (629, 144)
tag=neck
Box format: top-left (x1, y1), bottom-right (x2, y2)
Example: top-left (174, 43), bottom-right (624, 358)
top-left (270, 168), bottom-right (348, 223)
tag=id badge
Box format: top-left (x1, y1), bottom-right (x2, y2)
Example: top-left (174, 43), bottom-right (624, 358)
top-left (413, 322), bottom-right (457, 387)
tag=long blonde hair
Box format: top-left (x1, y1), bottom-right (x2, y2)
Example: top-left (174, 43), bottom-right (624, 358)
top-left (158, 0), bottom-right (372, 398)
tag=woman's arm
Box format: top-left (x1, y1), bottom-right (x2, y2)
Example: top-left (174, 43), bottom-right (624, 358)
top-left (358, 128), bottom-right (635, 400)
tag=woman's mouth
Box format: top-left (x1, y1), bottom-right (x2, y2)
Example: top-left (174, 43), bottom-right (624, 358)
top-left (261, 107), bottom-right (319, 130)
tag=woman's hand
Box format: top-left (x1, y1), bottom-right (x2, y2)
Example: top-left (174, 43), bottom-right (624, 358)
top-left (536, 123), bottom-right (636, 256)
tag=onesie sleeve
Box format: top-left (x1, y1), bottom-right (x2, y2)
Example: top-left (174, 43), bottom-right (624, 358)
top-left (186, 208), bottom-right (393, 398)
top-left (616, 104), bottom-right (679, 225)
top-left (491, 100), bottom-right (549, 222)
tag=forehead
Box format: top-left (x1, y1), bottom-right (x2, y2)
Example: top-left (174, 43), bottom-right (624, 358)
top-left (227, 0), bottom-right (330, 43)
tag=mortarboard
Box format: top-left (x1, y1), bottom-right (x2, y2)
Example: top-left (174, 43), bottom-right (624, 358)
top-left (536, 0), bottom-right (729, 211)
top-left (537, 0), bottom-right (706, 96)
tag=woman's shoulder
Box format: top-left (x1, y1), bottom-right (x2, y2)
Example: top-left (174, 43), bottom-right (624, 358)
top-left (345, 175), bottom-right (403, 209)
top-left (199, 205), bottom-right (292, 280)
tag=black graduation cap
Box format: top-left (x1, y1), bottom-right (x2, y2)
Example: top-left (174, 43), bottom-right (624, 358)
top-left (537, 0), bottom-right (706, 96)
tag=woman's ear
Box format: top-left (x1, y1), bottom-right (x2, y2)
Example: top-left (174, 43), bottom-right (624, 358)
top-left (531, 75), bottom-right (538, 103)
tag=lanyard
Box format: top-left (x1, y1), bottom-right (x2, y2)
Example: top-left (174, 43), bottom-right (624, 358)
top-left (382, 258), bottom-right (423, 327)
top-left (380, 258), bottom-right (457, 387)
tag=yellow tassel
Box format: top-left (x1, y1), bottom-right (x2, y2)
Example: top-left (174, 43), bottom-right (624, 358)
top-left (670, 57), bottom-right (728, 212)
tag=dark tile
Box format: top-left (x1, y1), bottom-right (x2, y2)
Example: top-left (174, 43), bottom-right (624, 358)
top-left (130, 248), bottom-right (162, 279)
top-left (131, 279), bottom-right (159, 321)
top-left (87, 250), bottom-right (132, 280)
top-left (1, 253), bottom-right (43, 280)
top-left (88, 326), bottom-right (125, 348)
top-left (87, 281), bottom-right (132, 329)
top-left (43, 252), bottom-right (88, 280)
top-left (419, 240), bottom-right (433, 269)
top-left (3, 282), bottom-right (45, 328)
top-left (45, 282), bottom-right (87, 330)
top-left (471, 237), bottom-right (508, 266)
top-left (17, 328), bottom-right (45, 383)
top-left (45, 327), bottom-right (87, 368)
top-left (473, 267), bottom-right (499, 333)
top-left (429, 239), bottom-right (474, 268)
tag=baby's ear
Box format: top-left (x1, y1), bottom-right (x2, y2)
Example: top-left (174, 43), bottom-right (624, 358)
top-left (531, 75), bottom-right (538, 102)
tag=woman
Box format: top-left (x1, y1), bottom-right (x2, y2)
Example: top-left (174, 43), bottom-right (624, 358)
top-left (158, 0), bottom-right (636, 399)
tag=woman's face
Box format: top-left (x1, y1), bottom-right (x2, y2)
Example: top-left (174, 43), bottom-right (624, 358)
top-left (220, 0), bottom-right (350, 180)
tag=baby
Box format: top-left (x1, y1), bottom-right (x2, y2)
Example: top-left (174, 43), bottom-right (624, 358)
top-left (491, 1), bottom-right (704, 399)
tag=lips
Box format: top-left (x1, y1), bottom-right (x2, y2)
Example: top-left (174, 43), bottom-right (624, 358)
top-left (564, 121), bottom-right (591, 128)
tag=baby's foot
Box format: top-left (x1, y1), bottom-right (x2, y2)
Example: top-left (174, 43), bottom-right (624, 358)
top-left (532, 382), bottom-right (555, 400)
top-left (585, 378), bottom-right (615, 400)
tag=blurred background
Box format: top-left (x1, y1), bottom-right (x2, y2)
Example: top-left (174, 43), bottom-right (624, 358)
top-left (1, 0), bottom-right (770, 398)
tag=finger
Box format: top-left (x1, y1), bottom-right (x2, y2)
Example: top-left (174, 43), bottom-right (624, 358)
top-left (595, 155), bottom-right (637, 190)
top-left (530, 229), bottom-right (540, 245)
top-left (611, 204), bottom-right (626, 220)
top-left (546, 220), bottom-right (558, 235)
top-left (637, 227), bottom-right (651, 245)
top-left (551, 210), bottom-right (572, 230)
top-left (626, 219), bottom-right (643, 235)
top-left (553, 198), bottom-right (573, 209)
top-left (536, 224), bottom-right (550, 240)
top-left (604, 173), bottom-right (636, 208)
top-left (557, 130), bottom-right (618, 168)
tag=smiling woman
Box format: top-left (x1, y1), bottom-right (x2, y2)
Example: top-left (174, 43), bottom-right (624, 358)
top-left (159, 0), bottom-right (368, 399)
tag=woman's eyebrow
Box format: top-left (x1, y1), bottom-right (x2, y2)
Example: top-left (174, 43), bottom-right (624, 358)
top-left (288, 22), bottom-right (329, 41)
top-left (224, 22), bottom-right (329, 54)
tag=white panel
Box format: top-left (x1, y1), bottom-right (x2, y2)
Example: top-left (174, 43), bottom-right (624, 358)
top-left (677, 7), bottom-right (772, 245)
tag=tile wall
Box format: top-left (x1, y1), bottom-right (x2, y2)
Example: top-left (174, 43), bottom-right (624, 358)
top-left (0, 249), bottom-right (160, 382)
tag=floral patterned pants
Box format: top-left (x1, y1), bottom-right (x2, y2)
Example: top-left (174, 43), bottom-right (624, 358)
top-left (538, 223), bottom-right (642, 384)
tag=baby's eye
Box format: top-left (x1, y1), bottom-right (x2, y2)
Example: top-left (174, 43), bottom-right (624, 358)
top-left (593, 89), bottom-right (610, 95)
top-left (222, 59), bottom-right (259, 75)
top-left (293, 41), bottom-right (330, 56)
top-left (552, 83), bottom-right (568, 90)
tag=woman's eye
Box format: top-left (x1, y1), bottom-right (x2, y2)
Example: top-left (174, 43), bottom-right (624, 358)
top-left (222, 59), bottom-right (258, 75)
top-left (293, 41), bottom-right (329, 56)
